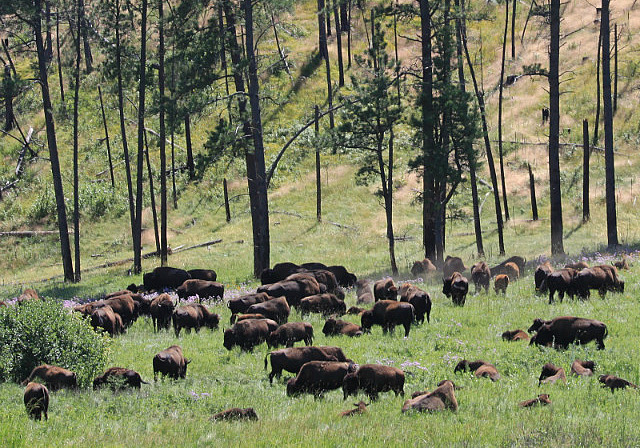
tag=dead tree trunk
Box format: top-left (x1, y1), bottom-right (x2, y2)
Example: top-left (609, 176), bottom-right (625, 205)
top-left (315, 105), bottom-right (322, 222)
top-left (223, 178), bottom-right (231, 222)
top-left (528, 163), bottom-right (538, 221)
top-left (3, 64), bottom-right (14, 131)
top-left (318, 0), bottom-right (334, 128)
top-left (73, 0), bottom-right (82, 281)
top-left (55, 9), bottom-right (65, 103)
top-left (98, 85), bottom-right (115, 189)
top-left (185, 114), bottom-right (195, 180)
top-left (613, 22), bottom-right (618, 113)
top-left (511, 0), bottom-right (516, 59)
top-left (158, 0), bottom-right (168, 264)
top-left (593, 27), bottom-right (601, 146)
top-left (333, 0), bottom-right (344, 87)
top-left (498, 0), bottom-right (510, 222)
top-left (78, 0), bottom-right (93, 73)
top-left (582, 118), bottom-right (590, 222)
top-left (144, 131), bottom-right (160, 254)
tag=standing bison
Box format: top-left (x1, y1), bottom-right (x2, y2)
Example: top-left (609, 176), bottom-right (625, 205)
top-left (342, 364), bottom-right (405, 401)
top-left (176, 279), bottom-right (224, 302)
top-left (471, 262), bottom-right (491, 294)
top-left (24, 382), bottom-right (49, 420)
top-left (399, 283), bottom-right (432, 324)
top-left (361, 301), bottom-right (414, 337)
top-left (172, 303), bottom-right (220, 337)
top-left (298, 293), bottom-right (346, 317)
top-left (373, 278), bottom-right (398, 301)
top-left (286, 361), bottom-right (355, 398)
top-left (223, 319), bottom-right (279, 351)
top-left (267, 322), bottom-right (314, 348)
top-left (150, 294), bottom-right (175, 332)
top-left (153, 345), bottom-right (190, 380)
top-left (93, 367), bottom-right (149, 390)
top-left (246, 296), bottom-right (291, 324)
top-left (22, 365), bottom-right (77, 391)
top-left (264, 346), bottom-right (351, 383)
top-left (443, 272), bottom-right (468, 306)
top-left (143, 267), bottom-right (190, 291)
top-left (529, 316), bottom-right (608, 350)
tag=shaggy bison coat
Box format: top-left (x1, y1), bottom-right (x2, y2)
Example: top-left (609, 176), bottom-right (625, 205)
top-left (246, 296), bottom-right (291, 324)
top-left (172, 303), bottom-right (220, 337)
top-left (534, 262), bottom-right (554, 294)
top-left (361, 301), bottom-right (414, 337)
top-left (22, 365), bottom-right (77, 391)
top-left (326, 265), bottom-right (358, 287)
top-left (494, 274), bottom-right (510, 295)
top-left (260, 262), bottom-right (303, 284)
top-left (99, 295), bottom-right (137, 328)
top-left (501, 329), bottom-right (529, 342)
top-left (153, 345), bottom-right (190, 380)
top-left (212, 407), bottom-right (258, 421)
top-left (223, 319), bottom-right (279, 351)
top-left (571, 360), bottom-right (595, 376)
top-left (229, 313), bottom-right (266, 325)
top-left (227, 292), bottom-right (271, 315)
top-left (503, 262), bottom-right (520, 280)
top-left (24, 382), bottom-right (49, 420)
top-left (564, 261), bottom-right (589, 271)
top-left (342, 364), bottom-right (405, 401)
top-left (519, 394), bottom-right (551, 407)
top-left (257, 276), bottom-right (322, 308)
top-left (150, 294), bottom-right (175, 332)
top-left (574, 265), bottom-right (624, 299)
top-left (90, 305), bottom-right (124, 336)
top-left (176, 279), bottom-right (224, 301)
top-left (443, 256), bottom-right (467, 278)
top-left (538, 363), bottom-right (567, 385)
top-left (143, 266), bottom-right (190, 291)
top-left (529, 316), bottom-right (608, 350)
top-left (264, 346), bottom-right (350, 383)
top-left (298, 293), bottom-right (346, 317)
top-left (286, 361), bottom-right (354, 397)
top-left (411, 258), bottom-right (437, 277)
top-left (267, 322), bottom-right (314, 348)
top-left (93, 367), bottom-right (148, 390)
top-left (491, 256), bottom-right (526, 277)
top-left (373, 278), bottom-right (398, 301)
top-left (599, 374), bottom-right (639, 392)
top-left (399, 283), bottom-right (432, 324)
top-left (471, 262), bottom-right (491, 294)
top-left (540, 268), bottom-right (578, 304)
top-left (322, 318), bottom-right (363, 337)
top-left (443, 272), bottom-right (469, 306)
top-left (187, 269), bottom-right (217, 282)
top-left (401, 380), bottom-right (458, 412)
top-left (340, 401), bottom-right (368, 417)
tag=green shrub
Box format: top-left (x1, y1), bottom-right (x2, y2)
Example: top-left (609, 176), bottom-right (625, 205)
top-left (0, 300), bottom-right (110, 387)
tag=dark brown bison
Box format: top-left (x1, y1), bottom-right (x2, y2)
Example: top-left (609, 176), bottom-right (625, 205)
top-left (442, 272), bottom-right (468, 306)
top-left (212, 407), bottom-right (258, 421)
top-left (527, 317), bottom-right (552, 333)
top-left (227, 292), bottom-right (271, 315)
top-left (267, 322), bottom-right (314, 348)
top-left (264, 346), bottom-right (351, 383)
top-left (373, 278), bottom-right (398, 301)
top-left (529, 316), bottom-right (608, 350)
top-left (143, 266), bottom-right (190, 291)
top-left (491, 256), bottom-right (526, 277)
top-left (172, 303), bottom-right (220, 337)
top-left (93, 367), bottom-right (149, 390)
top-left (323, 318), bottom-right (363, 337)
top-left (565, 261), bottom-right (589, 271)
top-left (99, 295), bottom-right (137, 327)
top-left (246, 296), bottom-right (291, 324)
top-left (260, 262), bottom-right (303, 284)
top-left (187, 268), bottom-right (217, 281)
top-left (22, 365), bottom-right (77, 391)
top-left (223, 318), bottom-right (279, 351)
top-left (153, 345), bottom-right (190, 380)
top-left (326, 265), bottom-right (358, 287)
top-left (443, 256), bottom-right (467, 278)
top-left (454, 359), bottom-right (500, 381)
top-left (540, 268), bottom-right (577, 304)
top-left (538, 363), bottom-right (566, 385)
top-left (399, 283), bottom-right (431, 324)
top-left (401, 380), bottom-right (458, 412)
top-left (257, 276), bottom-right (322, 307)
top-left (298, 293), bottom-right (346, 317)
top-left (502, 329), bottom-right (529, 341)
top-left (356, 279), bottom-right (374, 304)
top-left (574, 266), bottom-right (624, 299)
top-left (90, 305), bottom-right (124, 336)
top-left (519, 394), bottom-right (551, 407)
top-left (411, 258), bottom-right (437, 277)
top-left (340, 401), bottom-right (368, 417)
top-left (571, 360), bottom-right (595, 376)
top-left (176, 279), bottom-right (224, 302)
top-left (534, 262), bottom-right (554, 294)
top-left (229, 313), bottom-right (266, 325)
top-left (471, 262), bottom-right (491, 294)
top-left (494, 274), bottom-right (509, 295)
top-left (599, 374), bottom-right (639, 392)
top-left (150, 293), bottom-right (175, 332)
top-left (286, 361), bottom-right (354, 397)
top-left (346, 306), bottom-right (366, 315)
top-left (361, 300), bottom-right (414, 337)
top-left (24, 382), bottom-right (49, 420)
top-left (291, 270), bottom-right (341, 298)
top-left (342, 364), bottom-right (405, 401)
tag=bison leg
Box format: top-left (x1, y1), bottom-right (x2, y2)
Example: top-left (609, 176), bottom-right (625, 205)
top-left (548, 291), bottom-right (555, 304)
top-left (174, 326), bottom-right (181, 338)
top-left (558, 291), bottom-right (565, 302)
top-left (403, 322), bottom-right (411, 338)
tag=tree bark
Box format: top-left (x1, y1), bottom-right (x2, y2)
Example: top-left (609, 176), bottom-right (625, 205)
top-left (73, 0), bottom-right (82, 281)
top-left (333, 0), bottom-right (344, 87)
top-left (98, 85), bottom-right (115, 189)
top-left (78, 0), bottom-right (93, 73)
top-left (318, 0), bottom-right (334, 128)
top-left (593, 27), bottom-right (601, 146)
top-left (381, 129), bottom-right (398, 275)
top-left (511, 0), bottom-right (516, 59)
top-left (613, 23), bottom-right (618, 113)
top-left (498, 0), bottom-right (510, 222)
top-left (45, 1), bottom-right (53, 62)
top-left (158, 0), bottom-right (168, 265)
top-left (185, 114), bottom-right (195, 180)
top-left (582, 118), bottom-right (590, 222)
top-left (315, 105), bottom-right (322, 222)
top-left (3, 64), bottom-right (14, 131)
top-left (223, 178), bottom-right (231, 222)
top-left (55, 9), bottom-right (65, 103)
top-left (347, 0), bottom-right (351, 68)
top-left (144, 131), bottom-right (160, 254)
top-left (528, 163), bottom-right (538, 221)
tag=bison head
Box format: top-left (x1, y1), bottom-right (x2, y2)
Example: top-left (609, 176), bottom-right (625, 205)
top-left (529, 327), bottom-right (553, 347)
top-left (442, 277), bottom-right (452, 297)
top-left (205, 313), bottom-right (220, 330)
top-left (453, 360), bottom-right (469, 374)
top-left (528, 318), bottom-right (545, 334)
top-left (322, 318), bottom-right (337, 336)
top-left (342, 372), bottom-right (359, 400)
top-left (223, 328), bottom-right (235, 350)
top-left (286, 378), bottom-right (299, 396)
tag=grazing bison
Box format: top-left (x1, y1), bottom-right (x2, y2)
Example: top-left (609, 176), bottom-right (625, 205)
top-left (443, 272), bottom-right (469, 306)
top-left (257, 276), bottom-right (322, 308)
top-left (150, 294), bottom-right (175, 332)
top-left (223, 319), bottom-right (279, 351)
top-left (298, 293), bottom-right (346, 317)
top-left (340, 401), bottom-right (368, 417)
top-left (471, 262), bottom-right (491, 294)
top-left (529, 316), bottom-right (608, 350)
top-left (399, 283), bottom-right (432, 324)
top-left (571, 360), bottom-right (596, 377)
top-left (527, 318), bottom-right (551, 334)
top-left (293, 270), bottom-right (340, 297)
top-left (230, 313), bottom-right (266, 325)
top-left (286, 361), bottom-right (354, 398)
top-left (534, 262), bottom-right (554, 294)
top-left (599, 374), bottom-right (639, 392)
top-left (401, 380), bottom-right (458, 412)
top-left (260, 262), bottom-right (303, 285)
top-left (172, 303), bottom-right (220, 337)
top-left (22, 365), bottom-right (77, 391)
top-left (264, 346), bottom-right (351, 383)
top-left (227, 292), bottom-right (271, 315)
top-left (176, 279), bottom-right (224, 302)
top-left (90, 305), bottom-right (124, 336)
top-left (540, 268), bottom-right (577, 304)
top-left (267, 322), bottom-right (314, 348)
top-left (100, 295), bottom-right (137, 327)
top-left (454, 360), bottom-right (500, 381)
top-left (565, 261), bottom-right (589, 271)
top-left (143, 266), bottom-right (190, 291)
top-left (411, 258), bottom-right (437, 277)
top-left (361, 301), bottom-right (414, 337)
top-left (538, 363), bottom-right (567, 385)
top-left (502, 329), bottom-right (529, 341)
top-left (491, 256), bottom-right (526, 277)
top-left (187, 268), bottom-right (217, 282)
top-left (574, 266), bottom-right (623, 299)
top-left (153, 345), bottom-right (190, 380)
top-left (212, 407), bottom-right (258, 421)
top-left (519, 394), bottom-right (551, 408)
top-left (494, 274), bottom-right (509, 295)
top-left (322, 318), bottom-right (363, 337)
top-left (342, 364), bottom-right (405, 401)
top-left (24, 382), bottom-right (49, 420)
top-left (93, 367), bottom-right (148, 390)
top-left (356, 279), bottom-right (374, 304)
top-left (246, 296), bottom-right (291, 324)
top-left (326, 265), bottom-right (358, 288)
top-left (443, 256), bottom-right (467, 278)
top-left (374, 278), bottom-right (398, 301)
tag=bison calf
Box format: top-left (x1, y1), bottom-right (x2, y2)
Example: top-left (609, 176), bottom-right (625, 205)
top-left (519, 394), bottom-right (551, 408)
top-left (494, 274), bottom-right (509, 295)
top-left (538, 363), bottom-right (566, 385)
top-left (402, 380), bottom-right (458, 412)
top-left (501, 329), bottom-right (529, 342)
top-left (340, 401), bottom-right (368, 417)
top-left (24, 382), bottom-right (49, 420)
top-left (212, 407), bottom-right (258, 421)
top-left (571, 360), bottom-right (595, 377)
top-left (599, 374), bottom-right (639, 392)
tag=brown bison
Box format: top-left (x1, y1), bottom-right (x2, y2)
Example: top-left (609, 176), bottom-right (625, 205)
top-left (565, 261), bottom-right (589, 271)
top-left (503, 262), bottom-right (520, 280)
top-left (212, 407), bottom-right (258, 421)
top-left (229, 313), bottom-right (266, 325)
top-left (494, 274), bottom-right (509, 295)
top-left (401, 380), bottom-right (458, 412)
top-left (298, 293), bottom-right (346, 317)
top-left (599, 374), bottom-right (639, 392)
top-left (322, 318), bottom-right (363, 337)
top-left (356, 279), bottom-right (374, 304)
top-left (260, 262), bottom-right (303, 284)
top-left (411, 258), bottom-right (437, 277)
top-left (534, 262), bottom-right (554, 294)
top-left (342, 364), bottom-right (405, 401)
top-left (176, 279), bottom-right (224, 302)
top-left (153, 345), bottom-right (190, 380)
top-left (325, 265), bottom-right (357, 288)
top-left (143, 266), bottom-right (190, 291)
top-left (471, 262), bottom-right (491, 294)
top-left (267, 322), bottom-right (314, 348)
top-left (291, 270), bottom-right (342, 298)
top-left (346, 306), bottom-right (366, 315)
top-left (172, 303), bottom-right (220, 337)
top-left (286, 361), bottom-right (354, 397)
top-left (374, 278), bottom-right (398, 301)
top-left (223, 319), bottom-right (279, 351)
top-left (613, 257), bottom-right (630, 270)
top-left (187, 268), bottom-right (217, 282)
top-left (573, 266), bottom-right (624, 299)
top-left (17, 288), bottom-right (40, 304)
top-left (246, 296), bottom-right (291, 324)
top-left (227, 292), bottom-right (271, 315)
top-left (571, 360), bottom-right (595, 377)
top-left (264, 346), bottom-right (351, 383)
top-left (538, 363), bottom-right (566, 385)
top-left (519, 394), bottom-right (551, 408)
top-left (22, 365), bottom-right (77, 391)
top-left (340, 401), bottom-right (368, 417)
top-left (491, 256), bottom-right (526, 277)
top-left (150, 293), bottom-right (175, 332)
top-left (99, 294), bottom-right (137, 327)
top-left (24, 382), bottom-right (49, 420)
top-left (501, 329), bottom-right (529, 342)
top-left (257, 276), bottom-right (322, 307)
top-left (454, 359), bottom-right (500, 381)
top-left (529, 316), bottom-right (608, 350)
top-left (442, 272), bottom-right (468, 306)
top-left (540, 268), bottom-right (577, 304)
top-left (361, 301), bottom-right (414, 337)
top-left (399, 283), bottom-right (432, 324)
top-left (91, 305), bottom-right (124, 336)
top-left (93, 367), bottom-right (149, 390)
top-left (443, 256), bottom-right (467, 278)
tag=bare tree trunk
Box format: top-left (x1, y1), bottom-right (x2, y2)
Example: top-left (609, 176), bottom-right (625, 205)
top-left (511, 0), bottom-right (516, 59)
top-left (528, 163), bottom-right (538, 221)
top-left (158, 0), bottom-right (168, 265)
top-left (340, 0), bottom-right (348, 31)
top-left (185, 114), bottom-right (195, 180)
top-left (55, 10), bottom-right (65, 103)
top-left (613, 22), bottom-right (618, 114)
top-left (78, 0), bottom-right (92, 73)
top-left (582, 118), bottom-right (590, 222)
top-left (73, 0), bottom-right (82, 281)
top-left (3, 65), bottom-right (14, 131)
top-left (333, 0), bottom-right (344, 87)
top-left (144, 131), bottom-right (160, 254)
top-left (98, 86), bottom-right (115, 189)
top-left (593, 27), bottom-right (601, 146)
top-left (498, 0), bottom-right (510, 222)
top-left (270, 14), bottom-right (292, 81)
top-left (45, 1), bottom-right (53, 62)
top-left (347, 0), bottom-right (351, 68)
top-left (315, 105), bottom-right (322, 222)
top-left (223, 178), bottom-right (231, 222)
top-left (318, 0), bottom-right (334, 128)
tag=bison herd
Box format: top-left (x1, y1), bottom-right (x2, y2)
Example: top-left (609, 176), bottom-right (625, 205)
top-left (11, 254), bottom-right (635, 423)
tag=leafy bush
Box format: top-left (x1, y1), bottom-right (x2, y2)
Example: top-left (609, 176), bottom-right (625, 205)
top-left (0, 300), bottom-right (109, 387)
